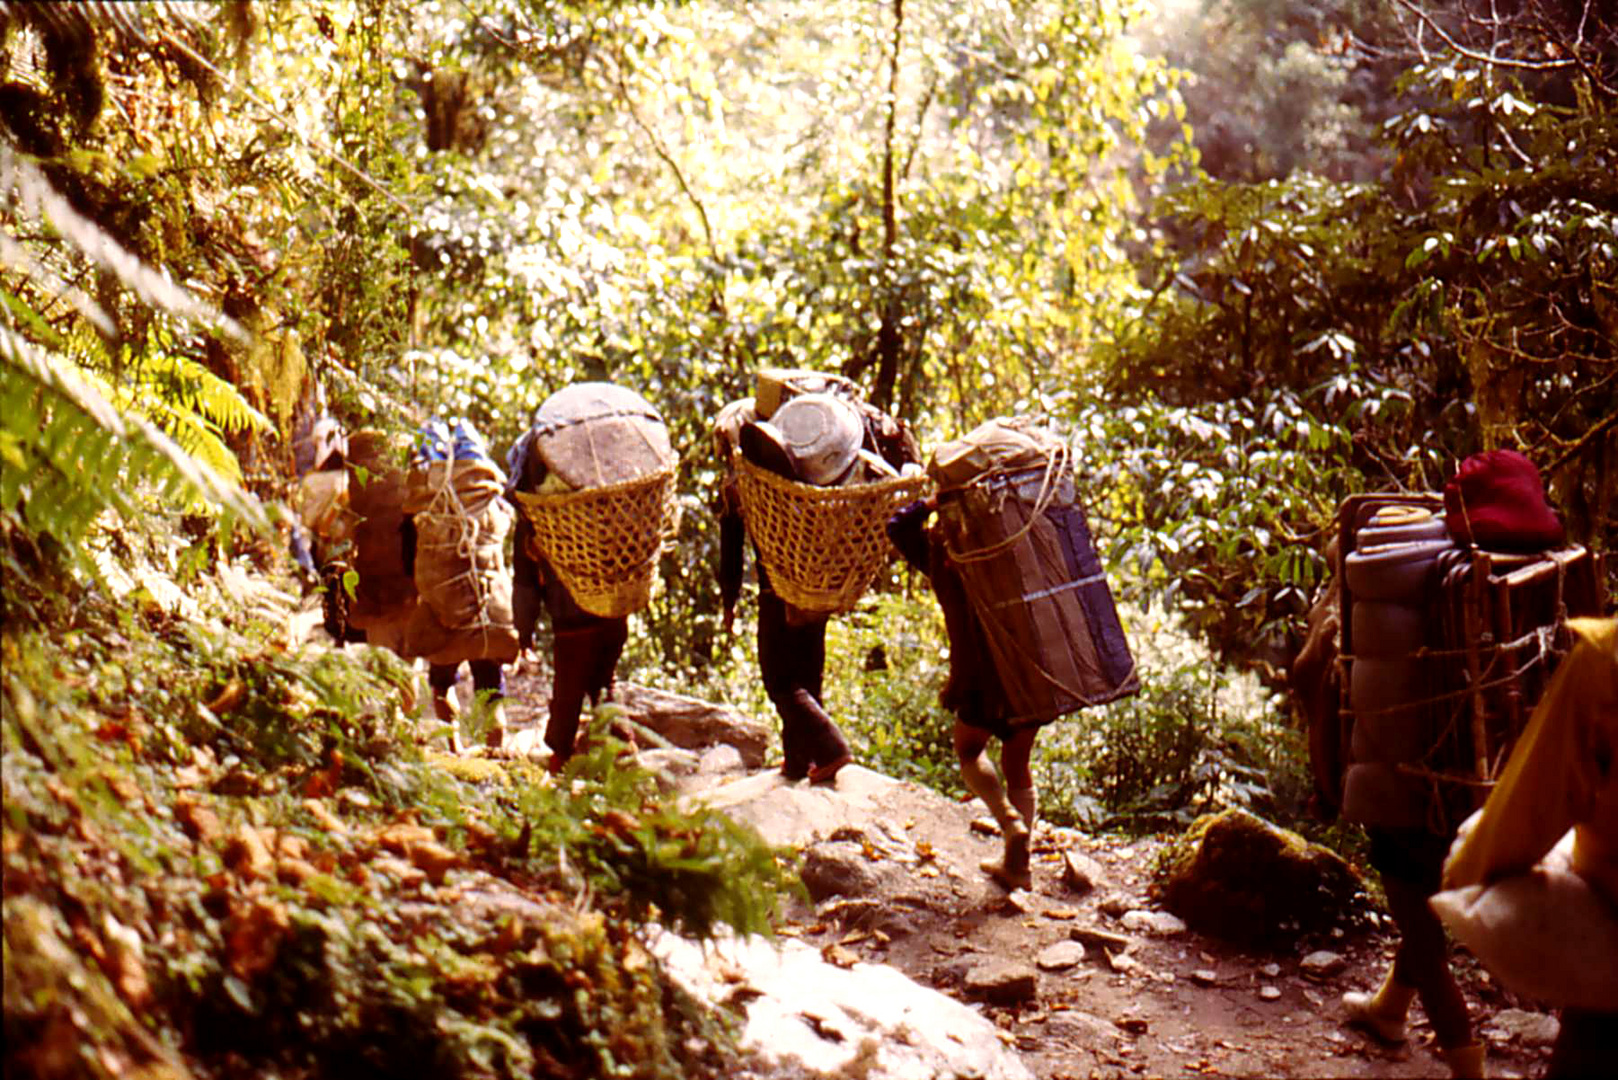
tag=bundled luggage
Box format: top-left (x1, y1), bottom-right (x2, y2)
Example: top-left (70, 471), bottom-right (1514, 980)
top-left (510, 383), bottom-right (678, 618)
top-left (1331, 486), bottom-right (1604, 832)
top-left (400, 420), bottom-right (519, 665)
top-left (927, 417), bottom-right (1138, 724)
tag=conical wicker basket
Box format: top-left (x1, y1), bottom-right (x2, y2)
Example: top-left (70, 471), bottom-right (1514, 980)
top-left (735, 457), bottom-right (930, 614)
top-left (513, 464), bottom-right (679, 619)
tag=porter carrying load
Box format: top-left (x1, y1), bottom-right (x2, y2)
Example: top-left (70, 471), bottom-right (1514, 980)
top-left (926, 417), bottom-right (1137, 724)
top-left (509, 383), bottom-right (678, 619)
top-left (732, 389), bottom-right (928, 615)
top-left (341, 428), bottom-right (418, 653)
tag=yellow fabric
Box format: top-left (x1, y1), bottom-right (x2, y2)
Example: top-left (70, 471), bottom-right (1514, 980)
top-left (1442, 617), bottom-right (1618, 906)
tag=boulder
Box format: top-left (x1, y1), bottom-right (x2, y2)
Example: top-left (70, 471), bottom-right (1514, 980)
top-left (654, 931), bottom-right (1033, 1080)
top-left (1151, 808), bottom-right (1366, 943)
top-left (617, 683), bottom-right (770, 767)
top-left (800, 840), bottom-right (901, 903)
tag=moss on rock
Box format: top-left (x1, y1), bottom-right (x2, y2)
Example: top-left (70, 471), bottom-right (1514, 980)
top-left (1151, 808), bottom-right (1366, 944)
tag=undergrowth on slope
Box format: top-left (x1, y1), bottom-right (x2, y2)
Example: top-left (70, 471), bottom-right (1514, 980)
top-left (1, 517), bottom-right (796, 1080)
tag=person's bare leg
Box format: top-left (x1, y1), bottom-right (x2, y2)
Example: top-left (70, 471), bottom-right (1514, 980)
top-left (1000, 727), bottom-right (1038, 833)
top-left (956, 721), bottom-right (1029, 889)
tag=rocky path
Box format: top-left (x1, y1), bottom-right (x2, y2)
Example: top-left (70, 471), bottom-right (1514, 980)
top-left (464, 663), bottom-right (1558, 1080)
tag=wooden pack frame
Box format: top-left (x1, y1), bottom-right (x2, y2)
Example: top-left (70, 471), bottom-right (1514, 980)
top-left (1335, 491), bottom-right (1605, 824)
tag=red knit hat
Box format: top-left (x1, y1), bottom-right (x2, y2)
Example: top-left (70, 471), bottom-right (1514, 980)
top-left (1444, 449), bottom-right (1565, 552)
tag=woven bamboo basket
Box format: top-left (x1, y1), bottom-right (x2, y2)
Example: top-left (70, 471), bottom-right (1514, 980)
top-left (735, 457), bottom-right (930, 614)
top-left (512, 464), bottom-right (678, 619)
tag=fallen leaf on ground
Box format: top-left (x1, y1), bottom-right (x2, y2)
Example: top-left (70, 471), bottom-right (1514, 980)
top-left (821, 943), bottom-right (859, 969)
top-left (301, 798), bottom-right (346, 835)
top-left (225, 898), bottom-right (289, 980)
top-left (222, 823), bottom-right (275, 880)
top-left (174, 796), bottom-right (221, 845)
top-left (204, 679), bottom-right (246, 715)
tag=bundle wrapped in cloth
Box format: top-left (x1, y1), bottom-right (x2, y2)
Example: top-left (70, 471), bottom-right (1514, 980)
top-left (400, 420), bottom-right (519, 665)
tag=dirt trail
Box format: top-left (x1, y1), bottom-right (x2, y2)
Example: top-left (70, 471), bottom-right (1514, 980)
top-left (478, 662), bottom-right (1554, 1080)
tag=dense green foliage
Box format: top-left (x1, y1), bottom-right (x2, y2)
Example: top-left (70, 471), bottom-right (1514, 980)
top-left (1, 526), bottom-right (790, 1078)
top-left (4, 0), bottom-right (1616, 1072)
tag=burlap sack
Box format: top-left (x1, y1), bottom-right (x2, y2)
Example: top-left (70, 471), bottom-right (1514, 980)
top-left (1432, 826), bottom-right (1618, 1010)
top-left (294, 469), bottom-right (351, 542)
top-left (401, 458), bottom-right (519, 665)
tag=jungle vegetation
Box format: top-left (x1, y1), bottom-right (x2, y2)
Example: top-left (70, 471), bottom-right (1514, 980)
top-left (3, 1), bottom-right (1614, 1076)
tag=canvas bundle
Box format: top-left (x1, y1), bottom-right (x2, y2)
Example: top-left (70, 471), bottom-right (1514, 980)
top-left (932, 427), bottom-right (1138, 724)
top-left (735, 456), bottom-right (929, 615)
top-left (401, 458), bottom-right (519, 664)
top-left (513, 464), bottom-right (679, 619)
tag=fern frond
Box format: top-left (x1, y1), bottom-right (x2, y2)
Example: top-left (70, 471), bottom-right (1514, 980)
top-left (0, 324), bottom-right (267, 551)
top-left (1, 147), bottom-right (243, 342)
top-left (123, 345), bottom-right (273, 435)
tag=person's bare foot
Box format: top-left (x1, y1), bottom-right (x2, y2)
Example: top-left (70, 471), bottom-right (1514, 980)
top-left (808, 752), bottom-right (853, 785)
top-left (980, 820), bottom-right (1031, 890)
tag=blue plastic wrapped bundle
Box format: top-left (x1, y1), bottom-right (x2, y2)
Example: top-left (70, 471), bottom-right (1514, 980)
top-left (414, 418), bottom-right (492, 465)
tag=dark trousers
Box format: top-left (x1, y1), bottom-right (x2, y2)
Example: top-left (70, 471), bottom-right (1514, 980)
top-left (1549, 1008), bottom-right (1616, 1079)
top-left (544, 616), bottom-right (629, 759)
top-left (428, 660), bottom-right (505, 699)
top-left (757, 588), bottom-right (849, 776)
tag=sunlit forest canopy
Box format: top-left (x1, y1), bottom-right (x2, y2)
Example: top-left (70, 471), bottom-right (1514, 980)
top-left (2, 0), bottom-right (1614, 678)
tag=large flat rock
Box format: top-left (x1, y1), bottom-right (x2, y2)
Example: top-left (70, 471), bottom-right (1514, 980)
top-left (654, 931), bottom-right (1033, 1080)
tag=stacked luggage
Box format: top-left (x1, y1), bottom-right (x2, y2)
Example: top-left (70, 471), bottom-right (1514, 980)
top-left (726, 369), bottom-right (928, 614)
top-left (1335, 481), bottom-right (1605, 828)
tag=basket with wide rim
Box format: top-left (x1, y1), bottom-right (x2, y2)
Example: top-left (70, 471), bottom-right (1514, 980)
top-left (512, 463), bottom-right (678, 619)
top-left (735, 456), bottom-right (930, 614)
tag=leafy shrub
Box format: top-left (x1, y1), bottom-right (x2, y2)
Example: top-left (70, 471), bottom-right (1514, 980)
top-left (2, 540), bottom-right (791, 1080)
top-left (825, 589), bottom-right (963, 797)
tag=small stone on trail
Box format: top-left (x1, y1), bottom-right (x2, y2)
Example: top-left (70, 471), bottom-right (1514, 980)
top-left (1258, 985), bottom-right (1282, 1001)
top-left (1036, 941), bottom-right (1086, 971)
top-left (1299, 950), bottom-right (1347, 980)
top-left (1108, 951), bottom-right (1141, 974)
top-left (965, 958), bottom-right (1039, 1005)
top-left (1045, 1010), bottom-right (1116, 1044)
top-left (1260, 962), bottom-right (1282, 978)
top-left (971, 816), bottom-right (1001, 836)
top-left (1098, 895), bottom-right (1131, 918)
top-left (1191, 969), bottom-right (1219, 986)
top-left (1063, 850), bottom-right (1110, 893)
top-left (1069, 925), bottom-right (1132, 953)
top-left (1120, 910), bottom-right (1187, 936)
top-left (1487, 1009), bottom-right (1560, 1047)
top-left (1003, 889), bottom-right (1035, 914)
top-left (1114, 1015), bottom-right (1149, 1035)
